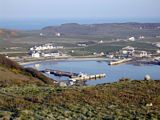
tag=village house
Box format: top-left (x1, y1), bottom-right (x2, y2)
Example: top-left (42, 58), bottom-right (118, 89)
top-left (56, 46), bottom-right (64, 49)
top-left (92, 52), bottom-right (97, 55)
top-left (106, 54), bottom-right (114, 59)
top-left (41, 51), bottom-right (61, 57)
top-left (128, 37), bottom-right (135, 41)
top-left (55, 32), bottom-right (61, 37)
top-left (106, 51), bottom-right (122, 59)
top-left (100, 52), bottom-right (105, 56)
top-left (156, 36), bottom-right (160, 38)
top-left (77, 43), bottom-right (88, 47)
top-left (29, 43), bottom-right (64, 58)
top-left (133, 51), bottom-right (148, 57)
top-left (39, 33), bottom-right (44, 36)
top-left (77, 41), bottom-right (96, 47)
top-left (93, 52), bottom-right (104, 56)
top-left (31, 52), bottom-right (40, 58)
top-left (30, 43), bottom-right (54, 51)
top-left (98, 40), bottom-right (104, 44)
top-left (30, 49), bottom-right (64, 58)
top-left (139, 36), bottom-right (145, 39)
top-left (120, 46), bottom-right (135, 55)
top-left (155, 42), bottom-right (160, 48)
top-left (157, 49), bottom-right (160, 54)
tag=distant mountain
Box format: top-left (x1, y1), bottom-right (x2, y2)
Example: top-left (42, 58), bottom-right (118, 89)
top-left (1, 23), bottom-right (160, 39)
top-left (42, 23), bottom-right (160, 38)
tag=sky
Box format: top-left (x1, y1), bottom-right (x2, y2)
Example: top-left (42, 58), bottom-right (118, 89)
top-left (0, 0), bottom-right (160, 29)
top-left (0, 0), bottom-right (160, 20)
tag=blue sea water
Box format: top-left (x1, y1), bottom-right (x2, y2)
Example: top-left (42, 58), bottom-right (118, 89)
top-left (24, 60), bottom-right (160, 85)
top-left (1, 18), bottom-right (160, 30)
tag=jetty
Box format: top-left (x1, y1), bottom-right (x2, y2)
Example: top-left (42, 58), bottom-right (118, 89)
top-left (108, 58), bottom-right (132, 65)
top-left (41, 69), bottom-right (106, 81)
top-left (69, 73), bottom-right (106, 81)
top-left (41, 69), bottom-right (78, 78)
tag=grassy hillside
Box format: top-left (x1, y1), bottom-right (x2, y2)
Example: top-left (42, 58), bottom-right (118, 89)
top-left (0, 80), bottom-right (160, 119)
top-left (0, 54), bottom-right (55, 86)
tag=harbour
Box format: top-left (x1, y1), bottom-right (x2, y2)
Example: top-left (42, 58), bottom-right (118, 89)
top-left (41, 69), bottom-right (106, 81)
top-left (41, 69), bottom-right (78, 78)
top-left (24, 60), bottom-right (160, 85)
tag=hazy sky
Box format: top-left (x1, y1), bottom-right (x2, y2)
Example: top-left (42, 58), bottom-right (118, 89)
top-left (0, 0), bottom-right (160, 21)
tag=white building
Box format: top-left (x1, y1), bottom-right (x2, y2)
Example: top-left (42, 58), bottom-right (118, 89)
top-left (155, 43), bottom-right (160, 48)
top-left (93, 52), bottom-right (97, 55)
top-left (41, 51), bottom-right (61, 57)
top-left (30, 43), bottom-right (54, 51)
top-left (128, 37), bottom-right (135, 41)
top-left (31, 52), bottom-right (40, 58)
top-left (77, 43), bottom-right (87, 47)
top-left (134, 51), bottom-right (148, 57)
top-left (98, 40), bottom-right (104, 44)
top-left (56, 46), bottom-right (64, 49)
top-left (139, 36), bottom-right (145, 39)
top-left (106, 54), bottom-right (114, 59)
top-left (157, 50), bottom-right (160, 54)
top-left (71, 50), bottom-right (74, 53)
top-left (55, 32), bottom-right (61, 37)
top-left (156, 36), bottom-right (160, 38)
top-left (29, 43), bottom-right (64, 52)
top-left (121, 46), bottom-right (135, 55)
top-left (100, 52), bottom-right (105, 56)
top-left (40, 33), bottom-right (44, 36)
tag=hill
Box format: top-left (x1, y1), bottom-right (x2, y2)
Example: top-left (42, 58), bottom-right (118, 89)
top-left (0, 80), bottom-right (160, 119)
top-left (0, 54), bottom-right (55, 86)
top-left (42, 23), bottom-right (160, 38)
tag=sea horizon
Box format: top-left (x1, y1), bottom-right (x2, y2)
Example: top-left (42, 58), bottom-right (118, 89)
top-left (1, 18), bottom-right (160, 30)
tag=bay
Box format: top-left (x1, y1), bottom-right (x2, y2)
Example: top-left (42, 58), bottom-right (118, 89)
top-left (24, 60), bottom-right (160, 85)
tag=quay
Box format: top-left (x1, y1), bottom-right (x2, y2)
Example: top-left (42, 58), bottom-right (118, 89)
top-left (41, 69), bottom-right (106, 81)
top-left (41, 69), bottom-right (78, 78)
top-left (108, 58), bottom-right (132, 65)
top-left (70, 73), bottom-right (106, 81)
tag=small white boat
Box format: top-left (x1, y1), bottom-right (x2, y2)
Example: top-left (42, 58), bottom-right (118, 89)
top-left (77, 72), bottom-right (88, 78)
top-left (34, 64), bottom-right (40, 68)
top-left (45, 71), bottom-right (50, 74)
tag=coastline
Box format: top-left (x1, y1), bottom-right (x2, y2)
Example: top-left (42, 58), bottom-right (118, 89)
top-left (18, 57), bottom-right (109, 65)
top-left (17, 56), bottom-right (159, 67)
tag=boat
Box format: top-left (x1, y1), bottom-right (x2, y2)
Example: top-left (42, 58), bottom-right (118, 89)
top-left (77, 72), bottom-right (88, 77)
top-left (34, 63), bottom-right (40, 68)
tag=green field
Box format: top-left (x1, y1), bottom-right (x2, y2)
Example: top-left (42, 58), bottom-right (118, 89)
top-left (1, 29), bottom-right (160, 56)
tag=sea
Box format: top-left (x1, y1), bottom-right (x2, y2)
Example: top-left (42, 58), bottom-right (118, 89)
top-left (1, 18), bottom-right (160, 30)
top-left (24, 60), bottom-right (160, 85)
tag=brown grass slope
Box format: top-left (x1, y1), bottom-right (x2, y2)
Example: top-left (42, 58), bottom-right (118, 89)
top-left (0, 80), bottom-right (160, 119)
top-left (0, 54), bottom-right (55, 86)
